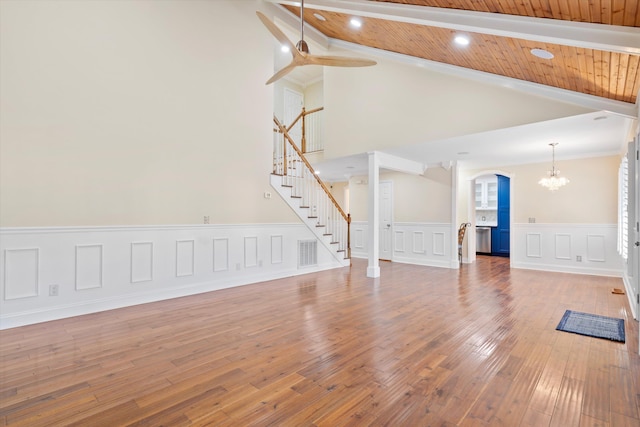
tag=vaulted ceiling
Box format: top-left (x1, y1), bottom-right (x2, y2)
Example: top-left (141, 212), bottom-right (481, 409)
top-left (272, 0), bottom-right (640, 109)
top-left (265, 0), bottom-right (638, 177)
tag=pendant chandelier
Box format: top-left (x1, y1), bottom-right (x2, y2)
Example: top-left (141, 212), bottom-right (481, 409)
top-left (539, 142), bottom-right (569, 191)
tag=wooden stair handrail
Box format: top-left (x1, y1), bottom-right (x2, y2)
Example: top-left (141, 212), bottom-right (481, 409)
top-left (285, 107), bottom-right (324, 133)
top-left (285, 107), bottom-right (325, 153)
top-left (274, 116), bottom-right (349, 223)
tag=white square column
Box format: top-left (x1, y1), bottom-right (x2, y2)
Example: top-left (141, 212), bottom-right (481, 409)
top-left (367, 152), bottom-right (380, 278)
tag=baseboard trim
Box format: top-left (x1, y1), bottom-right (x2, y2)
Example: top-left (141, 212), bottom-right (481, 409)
top-left (511, 261), bottom-right (622, 278)
top-left (622, 273), bottom-right (638, 320)
top-left (350, 254), bottom-right (453, 270)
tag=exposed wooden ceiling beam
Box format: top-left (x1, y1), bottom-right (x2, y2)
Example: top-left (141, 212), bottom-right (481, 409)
top-left (268, 0), bottom-right (640, 54)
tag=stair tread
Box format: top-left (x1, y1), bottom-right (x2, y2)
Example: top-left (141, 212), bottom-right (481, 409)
top-left (271, 171), bottom-right (350, 265)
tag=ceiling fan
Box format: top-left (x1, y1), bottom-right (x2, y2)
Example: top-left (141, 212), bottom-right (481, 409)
top-left (256, 1), bottom-right (376, 85)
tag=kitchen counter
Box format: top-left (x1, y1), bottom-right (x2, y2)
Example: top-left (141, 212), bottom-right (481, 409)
top-left (476, 222), bottom-right (497, 227)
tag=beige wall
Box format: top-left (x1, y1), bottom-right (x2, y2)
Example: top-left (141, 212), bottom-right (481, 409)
top-left (349, 168), bottom-right (452, 222)
top-left (329, 181), bottom-right (348, 213)
top-left (323, 56), bottom-right (593, 160)
top-left (0, 0), bottom-right (298, 226)
top-left (304, 81), bottom-right (324, 110)
top-left (460, 155), bottom-right (620, 225)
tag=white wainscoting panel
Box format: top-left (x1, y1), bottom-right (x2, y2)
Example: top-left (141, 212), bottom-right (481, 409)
top-left (213, 238), bottom-right (229, 272)
top-left (75, 244), bottom-right (103, 290)
top-left (244, 236), bottom-right (258, 268)
top-left (131, 242), bottom-right (153, 283)
top-left (555, 234), bottom-right (572, 260)
top-left (433, 232), bottom-right (445, 256)
top-left (0, 224), bottom-right (345, 329)
top-left (587, 234), bottom-right (606, 262)
top-left (176, 240), bottom-right (195, 277)
top-left (4, 248), bottom-right (39, 300)
top-left (351, 222), bottom-right (454, 268)
top-left (354, 229), bottom-right (365, 249)
top-left (412, 231), bottom-right (425, 254)
top-left (394, 231), bottom-right (405, 253)
top-left (271, 235), bottom-right (283, 265)
top-left (512, 223), bottom-right (621, 277)
top-left (526, 233), bottom-right (542, 258)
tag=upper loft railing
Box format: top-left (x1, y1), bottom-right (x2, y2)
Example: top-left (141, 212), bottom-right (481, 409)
top-left (286, 107), bottom-right (324, 154)
top-left (273, 115), bottom-right (350, 258)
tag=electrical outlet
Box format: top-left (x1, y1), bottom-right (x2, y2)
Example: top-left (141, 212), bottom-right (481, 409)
top-left (49, 284), bottom-right (59, 296)
top-left (258, 260), bottom-right (263, 267)
top-left (528, 217), bottom-right (536, 223)
top-left (576, 255), bottom-right (582, 262)
top-left (264, 191), bottom-right (271, 199)
top-left (204, 216), bottom-right (210, 224)
top-left (236, 263), bottom-right (241, 271)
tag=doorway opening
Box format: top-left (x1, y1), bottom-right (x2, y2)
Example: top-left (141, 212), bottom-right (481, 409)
top-left (379, 180), bottom-right (393, 261)
top-left (468, 171), bottom-right (513, 264)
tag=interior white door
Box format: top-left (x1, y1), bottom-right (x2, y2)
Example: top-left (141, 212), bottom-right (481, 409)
top-left (284, 88), bottom-right (303, 144)
top-left (379, 181), bottom-right (393, 261)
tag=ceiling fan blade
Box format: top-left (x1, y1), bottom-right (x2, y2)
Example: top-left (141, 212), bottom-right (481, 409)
top-left (266, 62), bottom-right (298, 85)
top-left (304, 55), bottom-right (377, 67)
top-left (257, 6), bottom-right (376, 84)
top-left (256, 11), bottom-right (296, 54)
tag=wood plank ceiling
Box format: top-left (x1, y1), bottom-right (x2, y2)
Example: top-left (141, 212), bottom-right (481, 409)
top-left (279, 0), bottom-right (640, 104)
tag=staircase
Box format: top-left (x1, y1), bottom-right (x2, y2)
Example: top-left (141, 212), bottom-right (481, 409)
top-left (271, 115), bottom-right (350, 267)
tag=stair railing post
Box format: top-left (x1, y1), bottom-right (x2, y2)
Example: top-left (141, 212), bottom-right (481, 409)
top-left (283, 131), bottom-right (287, 177)
top-left (347, 213), bottom-right (351, 260)
top-left (301, 107), bottom-right (307, 153)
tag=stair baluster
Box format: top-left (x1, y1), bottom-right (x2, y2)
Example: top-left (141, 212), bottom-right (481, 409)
top-left (272, 115), bottom-right (350, 262)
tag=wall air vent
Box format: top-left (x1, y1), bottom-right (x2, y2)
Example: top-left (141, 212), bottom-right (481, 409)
top-left (298, 240), bottom-right (317, 268)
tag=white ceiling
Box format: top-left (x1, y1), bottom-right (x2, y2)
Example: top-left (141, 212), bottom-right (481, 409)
top-left (313, 111), bottom-right (634, 182)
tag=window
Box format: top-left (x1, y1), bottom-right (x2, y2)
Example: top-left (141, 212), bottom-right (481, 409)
top-left (618, 156), bottom-right (628, 260)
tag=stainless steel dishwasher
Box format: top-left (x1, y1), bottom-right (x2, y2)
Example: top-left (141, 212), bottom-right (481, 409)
top-left (476, 227), bottom-right (491, 254)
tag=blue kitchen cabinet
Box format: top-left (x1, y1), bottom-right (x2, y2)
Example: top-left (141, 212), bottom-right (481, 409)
top-left (491, 175), bottom-right (510, 256)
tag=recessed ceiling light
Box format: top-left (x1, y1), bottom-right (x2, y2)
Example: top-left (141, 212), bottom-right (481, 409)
top-left (454, 35), bottom-right (470, 46)
top-left (313, 13), bottom-right (326, 21)
top-left (281, 45), bottom-right (290, 53)
top-left (350, 18), bottom-right (362, 28)
top-left (346, 166), bottom-right (355, 169)
top-left (530, 48), bottom-right (554, 59)
top-left (457, 151), bottom-right (469, 155)
top-left (314, 170), bottom-right (320, 175)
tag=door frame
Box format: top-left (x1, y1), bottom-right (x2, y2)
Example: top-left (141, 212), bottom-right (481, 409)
top-left (379, 180), bottom-right (394, 261)
top-left (467, 170), bottom-right (514, 266)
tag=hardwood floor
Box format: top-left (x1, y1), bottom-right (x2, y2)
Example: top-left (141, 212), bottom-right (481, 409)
top-left (1, 256), bottom-right (638, 426)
